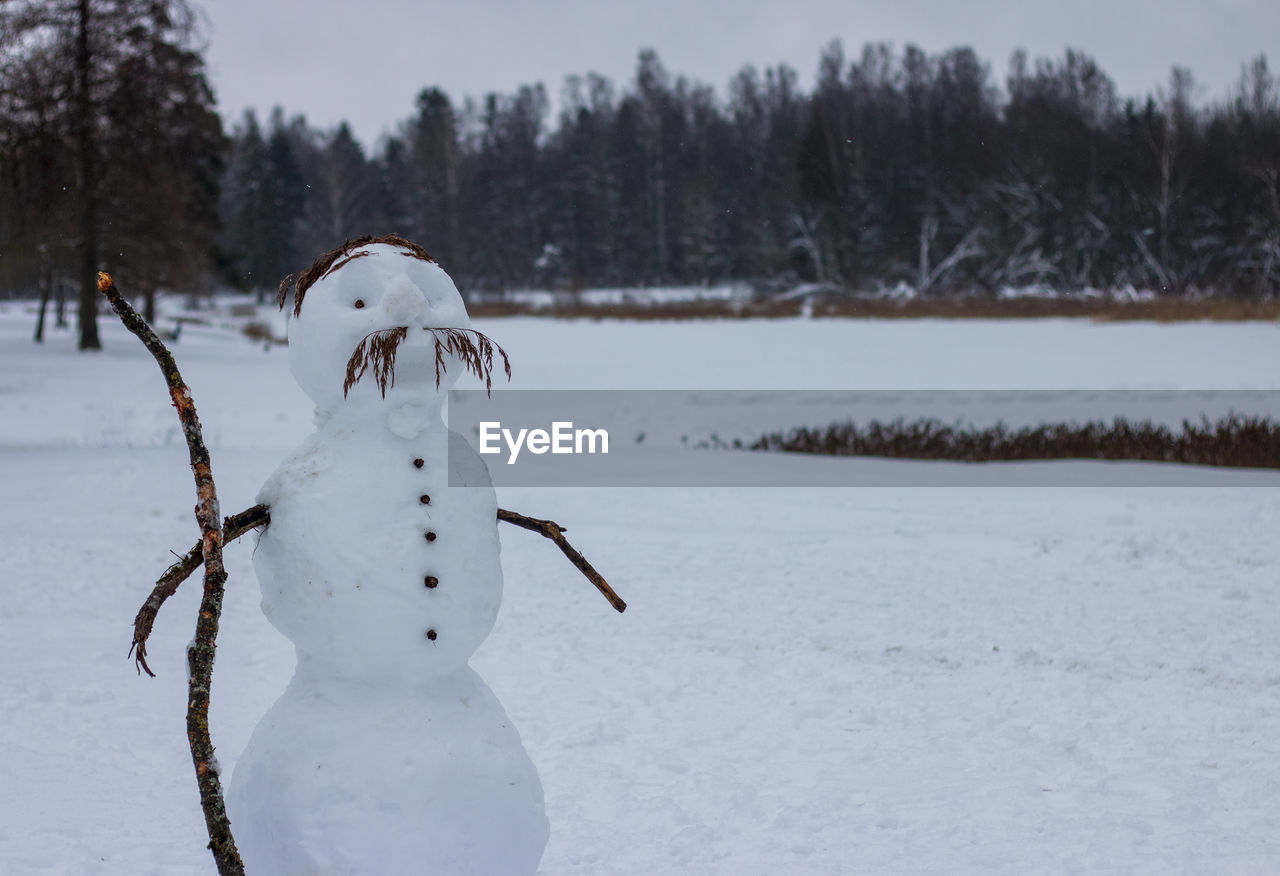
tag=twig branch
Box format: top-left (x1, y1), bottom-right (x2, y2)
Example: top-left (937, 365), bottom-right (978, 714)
top-left (497, 508), bottom-right (627, 613)
top-left (98, 272), bottom-right (245, 876)
top-left (130, 504), bottom-right (270, 677)
top-left (132, 505), bottom-right (624, 651)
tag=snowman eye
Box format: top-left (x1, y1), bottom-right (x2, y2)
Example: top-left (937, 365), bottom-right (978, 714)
top-left (354, 299), bottom-right (365, 309)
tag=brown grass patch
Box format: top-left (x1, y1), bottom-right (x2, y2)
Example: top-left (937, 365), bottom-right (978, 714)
top-left (241, 321), bottom-right (285, 345)
top-left (751, 415), bottom-right (1280, 469)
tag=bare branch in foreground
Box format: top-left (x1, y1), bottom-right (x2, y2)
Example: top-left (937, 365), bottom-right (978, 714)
top-left (98, 272), bottom-right (245, 876)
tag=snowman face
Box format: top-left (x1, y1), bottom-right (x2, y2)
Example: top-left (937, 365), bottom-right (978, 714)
top-left (287, 243), bottom-right (473, 411)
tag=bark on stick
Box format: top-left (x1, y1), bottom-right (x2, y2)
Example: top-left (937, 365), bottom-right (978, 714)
top-left (497, 508), bottom-right (627, 612)
top-left (98, 272), bottom-right (245, 876)
top-left (131, 504), bottom-right (270, 677)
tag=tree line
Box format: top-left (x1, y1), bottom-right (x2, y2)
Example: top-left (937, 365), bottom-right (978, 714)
top-left (224, 47), bottom-right (1280, 302)
top-left (2, 2), bottom-right (1278, 350)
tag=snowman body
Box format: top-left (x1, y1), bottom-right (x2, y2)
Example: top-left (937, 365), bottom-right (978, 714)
top-left (228, 243), bottom-right (548, 874)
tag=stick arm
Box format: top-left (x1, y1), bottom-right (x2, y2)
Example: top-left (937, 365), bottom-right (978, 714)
top-left (497, 508), bottom-right (627, 613)
top-left (130, 504), bottom-right (270, 677)
top-left (132, 504), bottom-right (625, 675)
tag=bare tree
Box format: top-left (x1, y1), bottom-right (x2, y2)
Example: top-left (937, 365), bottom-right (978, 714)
top-left (0, 0), bottom-right (221, 341)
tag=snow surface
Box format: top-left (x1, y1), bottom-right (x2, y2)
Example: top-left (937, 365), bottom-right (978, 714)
top-left (2, 302), bottom-right (1279, 873)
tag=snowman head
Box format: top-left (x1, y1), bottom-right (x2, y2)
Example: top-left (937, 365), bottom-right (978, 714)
top-left (279, 235), bottom-right (508, 412)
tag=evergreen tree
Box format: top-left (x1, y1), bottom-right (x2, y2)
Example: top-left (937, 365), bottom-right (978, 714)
top-left (99, 1), bottom-right (226, 320)
top-left (405, 88), bottom-right (462, 272)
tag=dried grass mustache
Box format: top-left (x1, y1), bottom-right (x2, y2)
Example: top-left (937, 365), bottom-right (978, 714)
top-left (344, 327), bottom-right (512, 399)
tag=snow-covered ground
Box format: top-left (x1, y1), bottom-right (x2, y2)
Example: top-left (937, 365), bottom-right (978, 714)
top-left (2, 302), bottom-right (1279, 874)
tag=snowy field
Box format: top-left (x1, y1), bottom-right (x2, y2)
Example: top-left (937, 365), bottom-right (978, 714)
top-left (2, 302), bottom-right (1280, 874)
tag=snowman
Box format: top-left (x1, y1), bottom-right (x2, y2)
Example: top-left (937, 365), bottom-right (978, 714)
top-left (227, 235), bottom-right (549, 874)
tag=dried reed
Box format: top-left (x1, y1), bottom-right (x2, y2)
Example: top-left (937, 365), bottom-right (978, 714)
top-left (752, 414), bottom-right (1280, 469)
top-left (344, 326), bottom-right (511, 398)
top-left (279, 233), bottom-right (437, 317)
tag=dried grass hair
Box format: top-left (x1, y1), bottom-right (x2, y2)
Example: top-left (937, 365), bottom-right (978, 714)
top-left (278, 233), bottom-right (437, 317)
top-left (344, 326), bottom-right (512, 399)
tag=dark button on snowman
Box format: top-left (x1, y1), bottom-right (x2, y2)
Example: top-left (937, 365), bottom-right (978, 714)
top-left (228, 236), bottom-right (548, 874)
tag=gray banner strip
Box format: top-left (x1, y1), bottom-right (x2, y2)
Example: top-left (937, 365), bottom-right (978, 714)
top-left (447, 390), bottom-right (1280, 487)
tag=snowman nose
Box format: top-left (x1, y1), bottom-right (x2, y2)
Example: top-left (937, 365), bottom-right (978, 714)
top-left (382, 275), bottom-right (428, 323)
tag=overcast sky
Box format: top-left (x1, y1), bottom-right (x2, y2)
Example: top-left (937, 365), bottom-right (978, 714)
top-left (201, 0), bottom-right (1279, 149)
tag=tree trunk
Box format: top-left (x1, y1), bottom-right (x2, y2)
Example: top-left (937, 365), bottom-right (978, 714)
top-left (918, 214), bottom-right (936, 294)
top-left (56, 280), bottom-right (68, 327)
top-left (445, 136), bottom-right (459, 274)
top-left (33, 266), bottom-right (51, 343)
top-left (75, 0), bottom-right (101, 350)
top-left (654, 144), bottom-right (666, 281)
